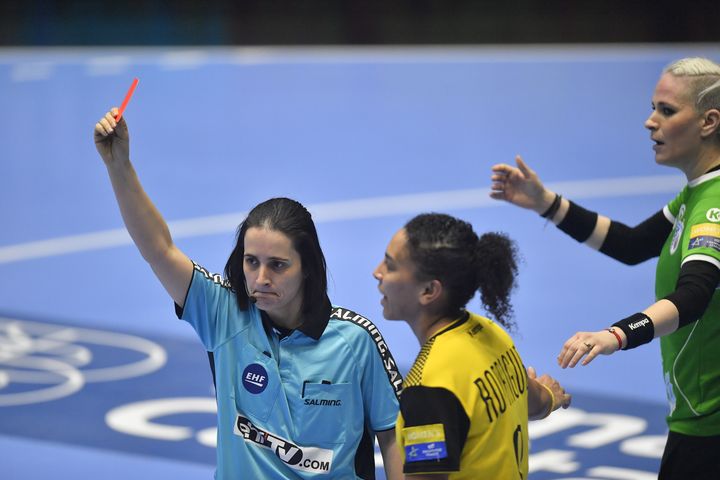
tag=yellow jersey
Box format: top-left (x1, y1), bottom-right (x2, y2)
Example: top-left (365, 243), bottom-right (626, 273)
top-left (396, 311), bottom-right (529, 479)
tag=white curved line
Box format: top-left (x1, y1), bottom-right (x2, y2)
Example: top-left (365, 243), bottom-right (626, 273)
top-left (672, 321), bottom-right (702, 417)
top-left (105, 397), bottom-right (217, 441)
top-left (45, 327), bottom-right (167, 382)
top-left (0, 318), bottom-right (168, 406)
top-left (0, 175), bottom-right (684, 265)
top-left (196, 426), bottom-right (218, 448)
top-left (1, 318), bottom-right (167, 383)
top-left (0, 355), bottom-right (84, 406)
top-left (1, 323), bottom-right (91, 367)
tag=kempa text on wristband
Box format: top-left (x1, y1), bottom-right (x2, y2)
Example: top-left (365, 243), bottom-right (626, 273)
top-left (612, 312), bottom-right (654, 350)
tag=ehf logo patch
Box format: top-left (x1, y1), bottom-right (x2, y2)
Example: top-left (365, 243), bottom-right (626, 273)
top-left (242, 364), bottom-right (269, 394)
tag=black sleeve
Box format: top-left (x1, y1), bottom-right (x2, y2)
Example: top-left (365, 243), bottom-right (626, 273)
top-left (599, 210), bottom-right (673, 265)
top-left (399, 386), bottom-right (469, 474)
top-left (664, 260), bottom-right (720, 328)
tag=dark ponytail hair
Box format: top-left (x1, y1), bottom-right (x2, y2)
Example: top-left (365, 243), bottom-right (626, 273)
top-left (224, 197), bottom-right (331, 323)
top-left (404, 213), bottom-right (520, 331)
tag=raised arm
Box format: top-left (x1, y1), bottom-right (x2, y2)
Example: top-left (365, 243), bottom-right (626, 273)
top-left (490, 155), bottom-right (671, 262)
top-left (94, 108), bottom-right (193, 306)
top-left (490, 155), bottom-right (557, 214)
top-left (491, 155), bottom-right (615, 245)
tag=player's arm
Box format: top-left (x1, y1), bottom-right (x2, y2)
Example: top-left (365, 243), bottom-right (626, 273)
top-left (398, 386), bottom-right (467, 477)
top-left (559, 260), bottom-right (720, 368)
top-left (490, 156), bottom-right (672, 264)
top-left (377, 428), bottom-right (403, 480)
top-left (94, 108), bottom-right (193, 307)
top-left (404, 474), bottom-right (448, 479)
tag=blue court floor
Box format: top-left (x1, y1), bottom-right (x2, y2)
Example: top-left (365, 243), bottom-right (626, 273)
top-left (1, 43), bottom-right (719, 479)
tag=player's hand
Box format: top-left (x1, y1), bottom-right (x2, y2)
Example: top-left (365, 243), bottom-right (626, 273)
top-left (558, 330), bottom-right (621, 368)
top-left (528, 366), bottom-right (572, 411)
top-left (490, 155), bottom-right (554, 213)
top-left (94, 108), bottom-right (130, 166)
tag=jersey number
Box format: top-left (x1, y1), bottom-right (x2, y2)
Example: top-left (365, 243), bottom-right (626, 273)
top-left (513, 424), bottom-right (525, 480)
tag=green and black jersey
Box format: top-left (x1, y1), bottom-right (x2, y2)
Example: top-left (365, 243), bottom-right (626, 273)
top-left (658, 170), bottom-right (720, 436)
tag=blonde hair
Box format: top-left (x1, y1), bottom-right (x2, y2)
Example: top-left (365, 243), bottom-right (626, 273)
top-left (664, 57), bottom-right (720, 114)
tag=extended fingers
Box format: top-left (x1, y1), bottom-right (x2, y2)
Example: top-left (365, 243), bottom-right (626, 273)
top-left (548, 380), bottom-right (571, 409)
top-left (489, 180), bottom-right (509, 198)
top-left (580, 348), bottom-right (599, 366)
top-left (489, 164), bottom-right (519, 199)
top-left (535, 374), bottom-right (572, 413)
top-left (558, 390), bottom-right (572, 409)
top-left (558, 334), bottom-right (596, 368)
top-left (515, 155), bottom-right (532, 176)
top-left (490, 163), bottom-right (513, 174)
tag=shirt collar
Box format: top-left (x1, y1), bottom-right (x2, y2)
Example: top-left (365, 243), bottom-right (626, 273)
top-left (260, 303), bottom-right (330, 341)
top-left (689, 168), bottom-right (720, 188)
top-left (429, 310), bottom-right (470, 341)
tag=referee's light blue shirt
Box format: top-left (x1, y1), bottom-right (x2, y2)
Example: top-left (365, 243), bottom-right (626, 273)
top-left (178, 263), bottom-right (402, 479)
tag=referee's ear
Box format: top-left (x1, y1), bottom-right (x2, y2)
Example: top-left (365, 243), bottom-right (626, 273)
top-left (419, 279), bottom-right (444, 306)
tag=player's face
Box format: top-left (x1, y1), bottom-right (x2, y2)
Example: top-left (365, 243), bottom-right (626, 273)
top-left (373, 228), bottom-right (426, 322)
top-left (645, 73), bottom-right (705, 174)
top-left (243, 227), bottom-right (304, 327)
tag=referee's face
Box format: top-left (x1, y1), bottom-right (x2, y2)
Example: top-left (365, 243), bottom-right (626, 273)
top-left (243, 227), bottom-right (305, 329)
top-left (373, 229), bottom-right (426, 322)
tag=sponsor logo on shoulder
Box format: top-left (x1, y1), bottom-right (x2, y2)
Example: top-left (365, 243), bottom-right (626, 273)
top-left (468, 324), bottom-right (484, 337)
top-left (234, 414), bottom-right (334, 474)
top-left (669, 205), bottom-right (685, 255)
top-left (688, 223), bottom-right (720, 252)
top-left (403, 423), bottom-right (448, 462)
top-left (707, 208), bottom-right (720, 223)
top-left (242, 364), bottom-right (269, 394)
top-left (192, 261), bottom-right (231, 287)
top-left (330, 307), bottom-right (403, 395)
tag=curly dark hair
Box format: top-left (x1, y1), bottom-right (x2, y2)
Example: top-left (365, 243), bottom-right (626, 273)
top-left (404, 213), bottom-right (520, 331)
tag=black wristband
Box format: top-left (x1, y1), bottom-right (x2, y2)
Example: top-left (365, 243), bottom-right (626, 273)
top-left (612, 312), bottom-right (655, 350)
top-left (541, 193), bottom-right (562, 219)
top-left (556, 200), bottom-right (599, 243)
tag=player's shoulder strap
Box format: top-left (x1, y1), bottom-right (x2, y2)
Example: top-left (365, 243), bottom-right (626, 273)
top-left (329, 305), bottom-right (403, 397)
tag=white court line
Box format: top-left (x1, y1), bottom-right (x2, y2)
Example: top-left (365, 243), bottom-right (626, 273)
top-left (86, 55), bottom-right (133, 76)
top-left (0, 174), bottom-right (684, 265)
top-left (10, 62), bottom-right (54, 82)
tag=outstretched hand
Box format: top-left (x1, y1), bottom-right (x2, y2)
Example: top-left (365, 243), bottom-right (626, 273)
top-left (94, 108), bottom-right (130, 166)
top-left (490, 155), bottom-right (553, 213)
top-left (558, 329), bottom-right (622, 368)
